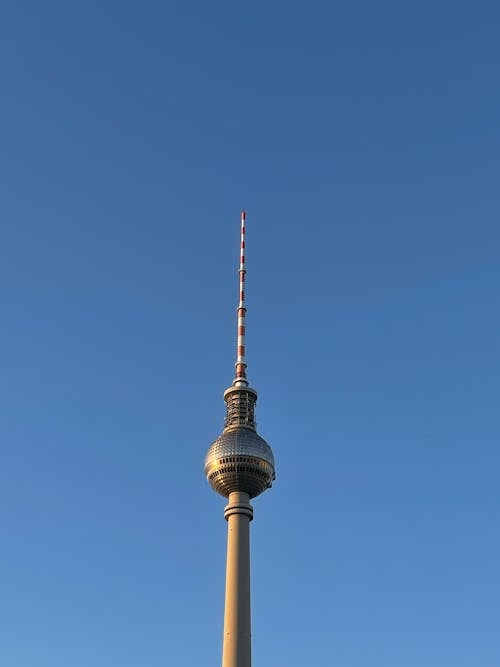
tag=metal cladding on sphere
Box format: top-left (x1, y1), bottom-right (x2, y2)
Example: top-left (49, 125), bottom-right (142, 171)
top-left (205, 426), bottom-right (275, 499)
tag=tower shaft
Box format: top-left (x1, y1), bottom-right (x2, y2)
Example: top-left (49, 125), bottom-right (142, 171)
top-left (222, 491), bottom-right (253, 667)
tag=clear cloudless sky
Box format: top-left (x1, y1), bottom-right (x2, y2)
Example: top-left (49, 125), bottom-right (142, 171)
top-left (0, 1), bottom-right (499, 666)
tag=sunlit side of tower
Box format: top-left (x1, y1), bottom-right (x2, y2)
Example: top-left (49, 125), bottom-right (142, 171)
top-left (205, 211), bottom-right (275, 667)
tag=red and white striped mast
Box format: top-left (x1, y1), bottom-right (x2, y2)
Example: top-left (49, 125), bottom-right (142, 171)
top-left (234, 210), bottom-right (248, 387)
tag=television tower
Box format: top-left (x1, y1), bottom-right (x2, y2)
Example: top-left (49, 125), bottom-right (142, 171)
top-left (205, 211), bottom-right (276, 667)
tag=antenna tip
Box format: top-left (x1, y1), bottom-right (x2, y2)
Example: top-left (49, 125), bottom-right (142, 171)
top-left (241, 210), bottom-right (246, 220)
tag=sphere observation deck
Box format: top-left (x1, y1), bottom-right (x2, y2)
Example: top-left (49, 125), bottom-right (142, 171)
top-left (205, 385), bottom-right (275, 499)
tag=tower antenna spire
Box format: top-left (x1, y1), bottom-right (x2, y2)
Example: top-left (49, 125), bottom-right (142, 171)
top-left (234, 210), bottom-right (248, 386)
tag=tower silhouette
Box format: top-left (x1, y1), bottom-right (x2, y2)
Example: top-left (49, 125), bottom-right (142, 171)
top-left (205, 211), bottom-right (275, 667)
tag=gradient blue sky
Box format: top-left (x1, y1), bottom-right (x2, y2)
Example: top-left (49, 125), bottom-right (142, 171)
top-left (1, 2), bottom-right (499, 665)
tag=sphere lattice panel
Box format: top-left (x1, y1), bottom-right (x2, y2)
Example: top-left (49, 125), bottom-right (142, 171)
top-left (205, 427), bottom-right (275, 499)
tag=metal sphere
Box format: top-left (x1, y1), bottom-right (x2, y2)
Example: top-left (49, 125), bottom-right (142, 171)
top-left (205, 427), bottom-right (275, 499)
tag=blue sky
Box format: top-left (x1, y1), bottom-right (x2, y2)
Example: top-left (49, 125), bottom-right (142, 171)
top-left (1, 1), bottom-right (499, 665)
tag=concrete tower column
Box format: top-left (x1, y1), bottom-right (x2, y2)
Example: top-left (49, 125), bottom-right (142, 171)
top-left (222, 491), bottom-right (254, 667)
